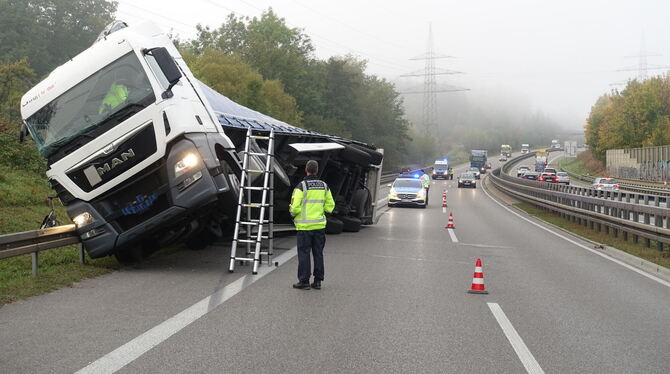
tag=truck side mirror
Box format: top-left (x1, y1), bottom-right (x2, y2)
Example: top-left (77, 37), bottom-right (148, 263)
top-left (19, 123), bottom-right (29, 143)
top-left (143, 47), bottom-right (182, 99)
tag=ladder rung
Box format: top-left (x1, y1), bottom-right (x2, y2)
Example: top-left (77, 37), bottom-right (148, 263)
top-left (232, 257), bottom-right (257, 262)
top-left (241, 186), bottom-right (269, 190)
top-left (236, 239), bottom-right (260, 244)
top-left (241, 203), bottom-right (270, 208)
top-left (247, 152), bottom-right (273, 157)
top-left (244, 169), bottom-right (268, 173)
top-left (250, 135), bottom-right (270, 140)
top-left (239, 220), bottom-right (269, 226)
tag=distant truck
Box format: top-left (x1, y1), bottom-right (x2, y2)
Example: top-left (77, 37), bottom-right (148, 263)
top-left (535, 149), bottom-right (549, 171)
top-left (500, 144), bottom-right (512, 158)
top-left (551, 139), bottom-right (561, 149)
top-left (470, 150), bottom-right (488, 174)
top-left (432, 158), bottom-right (450, 179)
top-left (521, 144), bottom-right (530, 154)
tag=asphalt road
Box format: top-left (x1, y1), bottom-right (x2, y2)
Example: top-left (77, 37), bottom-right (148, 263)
top-left (1, 155), bottom-right (669, 373)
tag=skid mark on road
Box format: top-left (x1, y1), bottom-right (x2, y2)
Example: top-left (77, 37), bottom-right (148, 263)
top-left (487, 303), bottom-right (545, 374)
top-left (75, 248), bottom-right (298, 374)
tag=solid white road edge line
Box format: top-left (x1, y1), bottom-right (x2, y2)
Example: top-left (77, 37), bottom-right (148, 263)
top-left (447, 228), bottom-right (458, 243)
top-left (482, 177), bottom-right (670, 288)
top-left (487, 303), bottom-right (545, 374)
top-left (75, 248), bottom-right (298, 374)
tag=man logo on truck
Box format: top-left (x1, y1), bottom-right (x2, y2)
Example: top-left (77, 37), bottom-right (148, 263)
top-left (96, 148), bottom-right (135, 176)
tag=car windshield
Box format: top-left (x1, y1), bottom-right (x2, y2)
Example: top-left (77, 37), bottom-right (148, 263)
top-left (468, 167), bottom-right (479, 172)
top-left (393, 179), bottom-right (423, 188)
top-left (557, 172), bottom-right (568, 176)
top-left (460, 173), bottom-right (474, 179)
top-left (434, 163), bottom-right (448, 169)
top-left (519, 166), bottom-right (529, 170)
top-left (599, 178), bottom-right (618, 184)
top-left (25, 52), bottom-right (155, 157)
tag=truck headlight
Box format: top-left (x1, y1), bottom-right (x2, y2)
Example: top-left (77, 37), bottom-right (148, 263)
top-left (174, 153), bottom-right (199, 177)
top-left (72, 212), bottom-right (95, 228)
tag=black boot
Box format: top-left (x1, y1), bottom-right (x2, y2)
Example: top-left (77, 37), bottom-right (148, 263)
top-left (310, 280), bottom-right (321, 290)
top-left (293, 282), bottom-right (310, 290)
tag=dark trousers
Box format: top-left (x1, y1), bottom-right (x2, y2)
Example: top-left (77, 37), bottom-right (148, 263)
top-left (297, 229), bottom-right (326, 283)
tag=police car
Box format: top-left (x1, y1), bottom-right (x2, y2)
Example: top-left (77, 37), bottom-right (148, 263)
top-left (387, 173), bottom-right (427, 208)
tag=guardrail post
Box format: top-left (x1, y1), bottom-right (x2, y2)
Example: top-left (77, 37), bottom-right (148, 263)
top-left (643, 195), bottom-right (649, 205)
top-left (633, 234), bottom-right (639, 243)
top-left (623, 231), bottom-right (628, 241)
top-left (78, 244), bottom-right (86, 264)
top-left (32, 252), bottom-right (38, 277)
top-left (645, 238), bottom-right (651, 248)
top-left (654, 196), bottom-right (660, 207)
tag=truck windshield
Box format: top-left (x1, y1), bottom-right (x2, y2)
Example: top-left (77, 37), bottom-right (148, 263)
top-left (471, 156), bottom-right (486, 162)
top-left (25, 52), bottom-right (155, 157)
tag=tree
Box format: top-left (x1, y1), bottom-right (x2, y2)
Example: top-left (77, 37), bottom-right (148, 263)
top-left (0, 59), bottom-right (36, 121)
top-left (184, 48), bottom-right (301, 125)
top-left (0, 0), bottom-right (117, 76)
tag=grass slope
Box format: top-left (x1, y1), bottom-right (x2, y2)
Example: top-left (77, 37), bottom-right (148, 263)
top-left (0, 165), bottom-right (118, 306)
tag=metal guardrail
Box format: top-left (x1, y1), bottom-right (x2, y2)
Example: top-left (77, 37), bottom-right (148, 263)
top-left (559, 163), bottom-right (670, 196)
top-left (0, 225), bottom-right (82, 276)
top-left (492, 153), bottom-right (670, 250)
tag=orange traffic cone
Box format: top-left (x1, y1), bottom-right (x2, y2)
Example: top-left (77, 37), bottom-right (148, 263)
top-left (445, 212), bottom-right (455, 228)
top-left (467, 258), bottom-right (488, 294)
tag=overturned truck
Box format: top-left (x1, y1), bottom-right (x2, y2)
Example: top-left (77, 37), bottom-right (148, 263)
top-left (19, 21), bottom-right (383, 262)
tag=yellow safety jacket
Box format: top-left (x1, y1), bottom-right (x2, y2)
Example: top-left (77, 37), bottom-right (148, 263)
top-left (290, 177), bottom-right (335, 231)
top-left (99, 84), bottom-right (128, 114)
top-left (420, 174), bottom-right (430, 188)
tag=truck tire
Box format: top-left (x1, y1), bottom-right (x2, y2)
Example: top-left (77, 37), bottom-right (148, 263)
top-left (350, 144), bottom-right (383, 166)
top-left (350, 189), bottom-right (370, 219)
top-left (186, 220), bottom-right (223, 250)
top-left (326, 216), bottom-right (344, 235)
top-left (339, 145), bottom-right (372, 166)
top-left (338, 215), bottom-right (362, 232)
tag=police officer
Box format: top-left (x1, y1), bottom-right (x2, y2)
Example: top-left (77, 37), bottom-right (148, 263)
top-left (419, 169), bottom-right (430, 204)
top-left (448, 167), bottom-right (454, 180)
top-left (290, 160), bottom-right (335, 290)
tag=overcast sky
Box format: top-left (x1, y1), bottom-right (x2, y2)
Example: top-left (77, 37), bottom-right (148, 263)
top-left (116, 0), bottom-right (670, 131)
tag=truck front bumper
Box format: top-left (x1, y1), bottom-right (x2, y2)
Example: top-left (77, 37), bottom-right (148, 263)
top-left (67, 139), bottom-right (228, 258)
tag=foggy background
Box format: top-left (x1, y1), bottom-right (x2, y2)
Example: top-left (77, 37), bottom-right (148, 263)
top-left (115, 0), bottom-right (670, 136)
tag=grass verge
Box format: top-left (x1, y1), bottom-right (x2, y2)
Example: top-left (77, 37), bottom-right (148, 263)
top-left (559, 149), bottom-right (605, 176)
top-left (0, 164), bottom-right (119, 306)
top-left (514, 202), bottom-right (670, 269)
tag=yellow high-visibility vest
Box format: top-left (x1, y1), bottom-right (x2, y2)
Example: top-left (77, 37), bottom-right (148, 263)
top-left (99, 84), bottom-right (128, 114)
top-left (290, 178), bottom-right (336, 230)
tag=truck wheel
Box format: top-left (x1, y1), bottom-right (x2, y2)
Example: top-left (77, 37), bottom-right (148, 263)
top-left (350, 189), bottom-right (370, 219)
top-left (326, 216), bottom-right (344, 234)
top-left (339, 145), bottom-right (372, 166)
top-left (350, 144), bottom-right (383, 166)
top-left (338, 216), bottom-right (362, 232)
top-left (186, 220), bottom-right (223, 250)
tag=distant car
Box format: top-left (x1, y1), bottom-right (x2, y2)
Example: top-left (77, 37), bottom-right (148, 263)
top-left (592, 177), bottom-right (620, 191)
top-left (466, 167), bottom-right (481, 179)
top-left (543, 167), bottom-right (558, 175)
top-left (458, 172), bottom-right (477, 188)
top-left (388, 177), bottom-right (427, 208)
top-left (499, 155), bottom-right (507, 162)
top-left (556, 172), bottom-right (570, 185)
top-left (538, 172), bottom-right (557, 182)
top-left (516, 165), bottom-right (530, 177)
top-left (521, 171), bottom-right (540, 180)
top-left (485, 162), bottom-right (492, 169)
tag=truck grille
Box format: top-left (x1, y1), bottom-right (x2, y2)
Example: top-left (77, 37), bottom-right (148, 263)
top-left (66, 124), bottom-right (157, 192)
top-left (91, 160), bottom-right (170, 232)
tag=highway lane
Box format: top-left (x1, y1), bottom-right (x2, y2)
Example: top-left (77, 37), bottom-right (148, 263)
top-left (0, 154), bottom-right (669, 373)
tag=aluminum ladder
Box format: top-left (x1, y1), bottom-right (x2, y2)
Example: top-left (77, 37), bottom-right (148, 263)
top-left (228, 128), bottom-right (275, 274)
